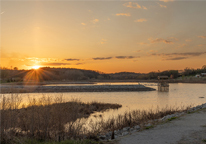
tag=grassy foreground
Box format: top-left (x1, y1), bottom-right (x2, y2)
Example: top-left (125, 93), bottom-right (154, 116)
top-left (0, 94), bottom-right (120, 144)
top-left (0, 94), bottom-right (192, 144)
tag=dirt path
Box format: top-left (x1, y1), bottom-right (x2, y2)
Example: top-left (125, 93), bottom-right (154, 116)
top-left (118, 109), bottom-right (206, 144)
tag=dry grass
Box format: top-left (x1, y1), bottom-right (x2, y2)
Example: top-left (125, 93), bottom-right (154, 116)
top-left (0, 94), bottom-right (192, 144)
top-left (0, 94), bottom-right (121, 143)
top-left (86, 105), bottom-right (191, 135)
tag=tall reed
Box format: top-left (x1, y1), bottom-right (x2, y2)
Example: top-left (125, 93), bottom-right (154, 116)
top-left (0, 93), bottom-right (192, 144)
top-left (0, 94), bottom-right (121, 143)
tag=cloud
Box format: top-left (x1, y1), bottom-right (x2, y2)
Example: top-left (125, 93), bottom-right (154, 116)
top-left (185, 39), bottom-right (192, 42)
top-left (149, 50), bottom-right (158, 53)
top-left (164, 57), bottom-right (187, 60)
top-left (92, 57), bottom-right (113, 60)
top-left (81, 23), bottom-right (86, 25)
top-left (134, 50), bottom-right (142, 53)
top-left (137, 42), bottom-right (148, 45)
top-left (198, 44), bottom-right (206, 47)
top-left (149, 38), bottom-right (173, 44)
top-left (157, 3), bottom-right (167, 8)
top-left (64, 58), bottom-right (80, 61)
top-left (115, 56), bottom-right (138, 59)
top-left (92, 19), bottom-right (99, 24)
top-left (116, 13), bottom-right (131, 17)
top-left (123, 2), bottom-right (141, 9)
top-left (150, 52), bottom-right (206, 60)
top-left (41, 63), bottom-right (70, 66)
top-left (198, 36), bottom-right (206, 39)
top-left (169, 37), bottom-right (178, 41)
top-left (123, 2), bottom-right (147, 10)
top-left (75, 63), bottom-right (84, 65)
top-left (143, 6), bottom-right (148, 10)
top-left (101, 39), bottom-right (107, 44)
top-left (166, 52), bottom-right (206, 56)
top-left (134, 18), bottom-right (147, 22)
top-left (1, 11), bottom-right (5, 14)
top-left (178, 43), bottom-right (186, 48)
top-left (159, 0), bottom-right (174, 2)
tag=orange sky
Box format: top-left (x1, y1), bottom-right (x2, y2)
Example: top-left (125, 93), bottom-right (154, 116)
top-left (1, 1), bottom-right (206, 73)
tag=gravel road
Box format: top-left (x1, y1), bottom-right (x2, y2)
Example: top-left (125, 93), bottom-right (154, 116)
top-left (118, 109), bottom-right (206, 144)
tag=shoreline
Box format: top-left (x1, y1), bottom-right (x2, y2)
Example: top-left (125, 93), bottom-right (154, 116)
top-left (117, 103), bottom-right (206, 144)
top-left (0, 84), bottom-right (156, 94)
top-left (1, 79), bottom-right (206, 86)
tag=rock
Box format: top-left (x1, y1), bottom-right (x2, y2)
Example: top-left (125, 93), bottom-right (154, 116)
top-left (145, 123), bottom-right (152, 127)
top-left (122, 131), bottom-right (129, 136)
top-left (123, 127), bottom-right (130, 131)
top-left (114, 130), bottom-right (121, 135)
top-left (114, 134), bottom-right (119, 139)
top-left (134, 125), bottom-right (140, 130)
top-left (105, 132), bottom-right (111, 137)
top-left (130, 128), bottom-right (134, 132)
top-left (99, 135), bottom-right (106, 140)
top-left (202, 104), bottom-right (206, 109)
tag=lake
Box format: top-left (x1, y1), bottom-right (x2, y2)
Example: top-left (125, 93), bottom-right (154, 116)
top-left (2, 83), bottom-right (206, 120)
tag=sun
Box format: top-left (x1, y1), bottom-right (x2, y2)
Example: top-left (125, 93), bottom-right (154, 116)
top-left (32, 65), bottom-right (40, 70)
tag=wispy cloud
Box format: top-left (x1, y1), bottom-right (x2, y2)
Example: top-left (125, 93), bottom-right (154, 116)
top-left (142, 6), bottom-right (148, 10)
top-left (149, 50), bottom-right (158, 53)
top-left (1, 11), bottom-right (5, 14)
top-left (92, 56), bottom-right (138, 60)
top-left (81, 23), bottom-right (86, 25)
top-left (164, 57), bottom-right (187, 60)
top-left (92, 57), bottom-right (113, 60)
top-left (157, 3), bottom-right (167, 8)
top-left (159, 0), bottom-right (174, 2)
top-left (198, 36), bottom-right (206, 39)
top-left (123, 2), bottom-right (141, 9)
top-left (185, 39), bottom-right (192, 42)
top-left (154, 52), bottom-right (206, 57)
top-left (150, 52), bottom-right (206, 60)
top-left (134, 18), bottom-right (147, 22)
top-left (101, 39), bottom-right (107, 44)
top-left (198, 44), bottom-right (206, 47)
top-left (75, 63), bottom-right (84, 65)
top-left (134, 50), bottom-right (142, 53)
top-left (137, 42), bottom-right (148, 45)
top-left (115, 56), bottom-right (138, 59)
top-left (64, 58), bottom-right (80, 61)
top-left (177, 43), bottom-right (186, 48)
top-left (41, 63), bottom-right (70, 66)
top-left (116, 13), bottom-right (131, 17)
top-left (92, 19), bottom-right (99, 24)
top-left (149, 38), bottom-right (173, 44)
top-left (123, 2), bottom-right (147, 10)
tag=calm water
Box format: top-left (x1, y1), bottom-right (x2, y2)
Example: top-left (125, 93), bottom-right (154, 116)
top-left (2, 83), bottom-right (206, 120)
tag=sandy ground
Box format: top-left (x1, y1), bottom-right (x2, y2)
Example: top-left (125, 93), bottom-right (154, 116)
top-left (118, 109), bottom-right (206, 144)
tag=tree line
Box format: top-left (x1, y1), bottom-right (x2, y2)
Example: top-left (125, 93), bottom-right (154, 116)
top-left (0, 65), bottom-right (206, 82)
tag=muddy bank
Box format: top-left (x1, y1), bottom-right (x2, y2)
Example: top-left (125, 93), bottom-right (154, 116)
top-left (0, 84), bottom-right (155, 93)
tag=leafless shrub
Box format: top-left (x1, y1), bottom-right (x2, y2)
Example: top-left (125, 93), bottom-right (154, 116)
top-left (0, 94), bottom-right (121, 143)
top-left (87, 104), bottom-right (192, 134)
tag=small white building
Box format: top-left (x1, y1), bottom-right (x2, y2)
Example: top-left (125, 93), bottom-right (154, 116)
top-left (195, 74), bottom-right (201, 78)
top-left (201, 73), bottom-right (206, 77)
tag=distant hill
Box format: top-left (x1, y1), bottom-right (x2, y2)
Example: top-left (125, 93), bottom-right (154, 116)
top-left (1, 65), bottom-right (206, 82)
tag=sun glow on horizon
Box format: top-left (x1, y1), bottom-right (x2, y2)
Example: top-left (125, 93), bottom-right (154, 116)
top-left (32, 65), bottom-right (40, 70)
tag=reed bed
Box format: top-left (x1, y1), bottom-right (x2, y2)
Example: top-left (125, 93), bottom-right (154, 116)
top-left (0, 94), bottom-right (191, 144)
top-left (0, 94), bottom-right (121, 144)
top-left (88, 105), bottom-right (191, 135)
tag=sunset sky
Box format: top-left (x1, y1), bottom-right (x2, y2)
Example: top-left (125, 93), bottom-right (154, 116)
top-left (1, 0), bottom-right (206, 73)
